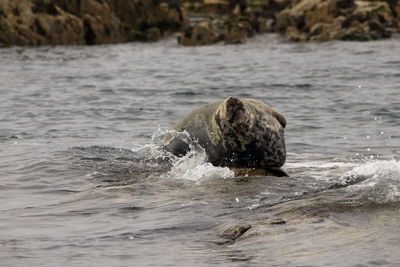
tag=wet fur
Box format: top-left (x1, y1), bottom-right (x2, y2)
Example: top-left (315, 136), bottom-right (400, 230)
top-left (163, 97), bottom-right (287, 175)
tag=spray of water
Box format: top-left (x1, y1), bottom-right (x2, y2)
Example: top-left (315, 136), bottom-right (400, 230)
top-left (339, 160), bottom-right (400, 204)
top-left (133, 127), bottom-right (234, 184)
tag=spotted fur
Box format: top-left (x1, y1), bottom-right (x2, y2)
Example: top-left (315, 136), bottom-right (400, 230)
top-left (164, 97), bottom-right (287, 171)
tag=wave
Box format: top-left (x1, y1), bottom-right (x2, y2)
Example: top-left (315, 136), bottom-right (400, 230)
top-left (165, 147), bottom-right (234, 184)
top-left (70, 127), bottom-right (234, 186)
top-left (339, 160), bottom-right (400, 204)
top-left (149, 128), bottom-right (234, 184)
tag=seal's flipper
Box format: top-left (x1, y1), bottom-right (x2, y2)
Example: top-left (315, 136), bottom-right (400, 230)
top-left (163, 135), bottom-right (190, 156)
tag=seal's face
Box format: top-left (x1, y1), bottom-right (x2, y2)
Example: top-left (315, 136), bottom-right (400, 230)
top-left (213, 97), bottom-right (286, 169)
top-left (215, 97), bottom-right (252, 146)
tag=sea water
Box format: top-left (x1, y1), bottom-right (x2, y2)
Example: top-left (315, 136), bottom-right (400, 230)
top-left (1, 34), bottom-right (400, 266)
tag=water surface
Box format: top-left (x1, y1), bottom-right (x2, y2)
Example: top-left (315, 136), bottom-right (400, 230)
top-left (1, 35), bottom-right (400, 266)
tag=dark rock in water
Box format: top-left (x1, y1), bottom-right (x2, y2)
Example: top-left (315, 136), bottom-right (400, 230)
top-left (221, 224), bottom-right (252, 241)
top-left (270, 218), bottom-right (287, 225)
top-left (0, 0), bottom-right (188, 46)
top-left (163, 97), bottom-right (287, 176)
top-left (233, 168), bottom-right (288, 177)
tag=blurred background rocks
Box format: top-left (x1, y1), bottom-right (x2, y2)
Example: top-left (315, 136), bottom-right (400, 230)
top-left (0, 0), bottom-right (188, 46)
top-left (1, 0), bottom-right (399, 46)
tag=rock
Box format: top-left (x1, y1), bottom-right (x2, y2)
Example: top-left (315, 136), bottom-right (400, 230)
top-left (221, 225), bottom-right (252, 241)
top-left (224, 19), bottom-right (254, 44)
top-left (276, 0), bottom-right (396, 41)
top-left (146, 27), bottom-right (162, 42)
top-left (257, 17), bottom-right (275, 33)
top-left (33, 11), bottom-right (85, 45)
top-left (0, 0), bottom-right (188, 46)
top-left (178, 16), bottom-right (256, 46)
top-left (270, 218), bottom-right (287, 225)
top-left (276, 0), bottom-right (398, 42)
top-left (233, 168), bottom-right (288, 177)
top-left (224, 25), bottom-right (247, 43)
top-left (178, 21), bottom-right (220, 46)
top-left (186, 0), bottom-right (400, 44)
top-left (2, 0), bottom-right (399, 46)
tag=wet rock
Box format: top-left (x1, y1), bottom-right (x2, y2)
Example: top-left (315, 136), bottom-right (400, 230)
top-left (2, 0), bottom-right (399, 46)
top-left (178, 16), bottom-right (255, 46)
top-left (146, 27), bottom-right (162, 42)
top-left (233, 167), bottom-right (288, 177)
top-left (177, 0), bottom-right (293, 46)
top-left (178, 21), bottom-right (220, 46)
top-left (33, 10), bottom-right (85, 45)
top-left (257, 17), bottom-right (275, 33)
top-left (224, 19), bottom-right (254, 43)
top-left (276, 0), bottom-right (398, 41)
top-left (221, 224), bottom-right (252, 241)
top-left (0, 0), bottom-right (188, 46)
top-left (270, 218), bottom-right (287, 225)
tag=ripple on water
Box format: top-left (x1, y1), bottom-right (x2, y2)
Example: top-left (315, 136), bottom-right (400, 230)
top-left (2, 36), bottom-right (400, 266)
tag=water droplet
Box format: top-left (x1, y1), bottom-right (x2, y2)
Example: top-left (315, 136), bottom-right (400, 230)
top-left (366, 135), bottom-right (370, 139)
top-left (367, 148), bottom-right (371, 151)
top-left (235, 198), bottom-right (240, 203)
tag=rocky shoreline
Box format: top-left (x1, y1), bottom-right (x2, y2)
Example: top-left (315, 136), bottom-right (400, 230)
top-left (0, 0), bottom-right (187, 46)
top-left (1, 0), bottom-right (400, 47)
top-left (179, 0), bottom-right (400, 45)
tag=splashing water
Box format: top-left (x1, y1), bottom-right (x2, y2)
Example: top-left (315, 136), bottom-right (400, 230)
top-left (137, 128), bottom-right (234, 183)
top-left (339, 160), bottom-right (400, 204)
top-left (165, 147), bottom-right (234, 183)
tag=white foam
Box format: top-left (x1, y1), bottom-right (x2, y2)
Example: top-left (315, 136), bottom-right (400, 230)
top-left (287, 161), bottom-right (356, 169)
top-left (136, 127), bottom-right (234, 184)
top-left (339, 160), bottom-right (400, 204)
top-left (165, 147), bottom-right (234, 184)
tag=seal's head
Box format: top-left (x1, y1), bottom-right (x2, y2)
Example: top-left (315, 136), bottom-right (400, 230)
top-left (213, 96), bottom-right (286, 169)
top-left (218, 97), bottom-right (247, 123)
top-left (214, 96), bottom-right (253, 137)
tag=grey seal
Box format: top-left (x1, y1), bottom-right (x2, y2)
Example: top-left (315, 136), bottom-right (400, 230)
top-left (163, 97), bottom-right (287, 176)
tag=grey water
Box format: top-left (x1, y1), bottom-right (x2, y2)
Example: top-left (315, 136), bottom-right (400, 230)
top-left (1, 34), bottom-right (400, 266)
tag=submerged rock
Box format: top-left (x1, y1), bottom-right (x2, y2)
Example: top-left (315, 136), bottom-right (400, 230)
top-left (0, 0), bottom-right (188, 47)
top-left (221, 224), bottom-right (252, 241)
